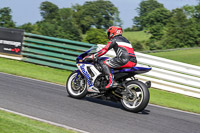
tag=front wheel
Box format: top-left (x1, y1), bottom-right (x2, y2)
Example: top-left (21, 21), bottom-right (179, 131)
top-left (66, 71), bottom-right (87, 99)
top-left (120, 80), bottom-right (150, 113)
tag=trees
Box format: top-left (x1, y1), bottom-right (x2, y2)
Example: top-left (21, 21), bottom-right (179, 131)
top-left (56, 8), bottom-right (82, 41)
top-left (133, 0), bottom-right (164, 29)
top-left (73, 0), bottom-right (121, 33)
top-left (83, 28), bottom-right (108, 44)
top-left (132, 0), bottom-right (171, 41)
top-left (0, 7), bottom-right (15, 28)
top-left (1, 1), bottom-right (121, 42)
top-left (142, 7), bottom-right (171, 40)
top-left (36, 2), bottom-right (82, 41)
top-left (40, 1), bottom-right (59, 20)
top-left (17, 22), bottom-right (38, 33)
top-left (132, 0), bottom-right (200, 50)
top-left (162, 9), bottom-right (199, 48)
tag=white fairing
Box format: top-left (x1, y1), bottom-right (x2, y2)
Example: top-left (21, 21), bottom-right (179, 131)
top-left (77, 63), bottom-right (101, 93)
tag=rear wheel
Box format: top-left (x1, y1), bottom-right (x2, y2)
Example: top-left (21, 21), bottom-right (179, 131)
top-left (120, 80), bottom-right (150, 113)
top-left (66, 71), bottom-right (87, 99)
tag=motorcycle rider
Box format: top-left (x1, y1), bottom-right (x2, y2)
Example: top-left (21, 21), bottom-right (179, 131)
top-left (86, 26), bottom-right (137, 89)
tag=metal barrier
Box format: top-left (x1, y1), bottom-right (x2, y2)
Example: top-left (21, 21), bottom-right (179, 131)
top-left (17, 34), bottom-right (200, 98)
top-left (22, 33), bottom-right (95, 71)
top-left (97, 44), bottom-right (200, 98)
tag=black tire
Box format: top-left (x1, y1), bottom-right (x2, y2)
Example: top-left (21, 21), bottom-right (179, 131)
top-left (66, 71), bottom-right (87, 99)
top-left (120, 80), bottom-right (150, 113)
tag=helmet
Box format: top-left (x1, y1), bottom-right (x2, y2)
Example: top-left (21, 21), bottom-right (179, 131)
top-left (107, 26), bottom-right (123, 40)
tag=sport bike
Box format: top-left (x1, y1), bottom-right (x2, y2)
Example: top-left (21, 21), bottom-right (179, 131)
top-left (66, 46), bottom-right (151, 113)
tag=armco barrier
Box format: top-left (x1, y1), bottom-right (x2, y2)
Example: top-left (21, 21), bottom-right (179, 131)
top-left (19, 34), bottom-right (200, 98)
top-left (22, 33), bottom-right (95, 71)
top-left (97, 44), bottom-right (200, 98)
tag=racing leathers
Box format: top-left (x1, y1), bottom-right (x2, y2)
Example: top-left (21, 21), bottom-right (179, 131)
top-left (95, 35), bottom-right (137, 89)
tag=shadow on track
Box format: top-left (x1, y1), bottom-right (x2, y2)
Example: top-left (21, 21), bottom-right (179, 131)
top-left (84, 96), bottom-right (150, 115)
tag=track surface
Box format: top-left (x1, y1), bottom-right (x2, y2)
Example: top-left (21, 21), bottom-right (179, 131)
top-left (0, 72), bottom-right (199, 133)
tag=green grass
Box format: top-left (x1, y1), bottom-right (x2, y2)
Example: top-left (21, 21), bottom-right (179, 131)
top-left (0, 110), bottom-right (77, 133)
top-left (123, 31), bottom-right (151, 42)
top-left (0, 57), bottom-right (71, 85)
top-left (0, 57), bottom-right (200, 114)
top-left (149, 48), bottom-right (200, 66)
top-left (149, 88), bottom-right (200, 113)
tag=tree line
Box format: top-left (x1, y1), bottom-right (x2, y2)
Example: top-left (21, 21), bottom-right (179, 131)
top-left (130, 0), bottom-right (200, 51)
top-left (1, 0), bottom-right (200, 51)
top-left (0, 0), bottom-right (121, 44)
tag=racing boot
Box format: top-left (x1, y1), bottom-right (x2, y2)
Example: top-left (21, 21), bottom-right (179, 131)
top-left (99, 59), bottom-right (118, 89)
top-left (105, 73), bottom-right (119, 89)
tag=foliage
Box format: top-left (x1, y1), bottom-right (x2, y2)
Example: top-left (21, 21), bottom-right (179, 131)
top-left (132, 40), bottom-right (148, 51)
top-left (132, 0), bottom-right (200, 50)
top-left (143, 8), bottom-right (171, 40)
top-left (72, 0), bottom-right (122, 33)
top-left (83, 28), bottom-right (108, 44)
top-left (37, 2), bottom-right (82, 41)
top-left (133, 0), bottom-right (164, 29)
top-left (183, 5), bottom-right (196, 18)
top-left (2, 0), bottom-right (200, 50)
top-left (0, 7), bottom-right (15, 28)
top-left (17, 23), bottom-right (36, 33)
top-left (40, 1), bottom-right (59, 20)
top-left (124, 26), bottom-right (142, 32)
top-left (162, 8), bottom-right (199, 49)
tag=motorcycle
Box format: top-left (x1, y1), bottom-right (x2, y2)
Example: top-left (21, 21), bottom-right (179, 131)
top-left (66, 45), bottom-right (152, 113)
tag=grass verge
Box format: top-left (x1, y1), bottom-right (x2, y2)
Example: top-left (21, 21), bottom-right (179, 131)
top-left (149, 48), bottom-right (200, 66)
top-left (0, 57), bottom-right (200, 114)
top-left (0, 57), bottom-right (71, 85)
top-left (149, 88), bottom-right (200, 113)
top-left (0, 109), bottom-right (77, 133)
top-left (123, 31), bottom-right (151, 42)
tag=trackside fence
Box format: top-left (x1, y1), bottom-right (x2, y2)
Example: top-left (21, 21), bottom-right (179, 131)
top-left (2, 32), bottom-right (199, 98)
top-left (22, 33), bottom-right (94, 71)
top-left (97, 44), bottom-right (200, 98)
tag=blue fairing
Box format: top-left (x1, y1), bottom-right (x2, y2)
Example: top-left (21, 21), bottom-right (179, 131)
top-left (76, 46), bottom-right (151, 75)
top-left (98, 57), bottom-right (109, 61)
top-left (76, 47), bottom-right (95, 64)
top-left (77, 48), bottom-right (92, 62)
top-left (118, 67), bottom-right (152, 74)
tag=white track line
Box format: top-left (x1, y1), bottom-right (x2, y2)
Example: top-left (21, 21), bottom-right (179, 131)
top-left (0, 72), bottom-right (65, 87)
top-left (1, 72), bottom-right (200, 116)
top-left (0, 107), bottom-right (89, 133)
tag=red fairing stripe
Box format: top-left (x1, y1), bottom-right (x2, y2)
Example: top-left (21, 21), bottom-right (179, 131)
top-left (97, 41), bottom-right (111, 57)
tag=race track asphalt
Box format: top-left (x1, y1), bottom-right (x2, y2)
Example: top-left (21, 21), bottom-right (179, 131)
top-left (0, 72), bottom-right (199, 133)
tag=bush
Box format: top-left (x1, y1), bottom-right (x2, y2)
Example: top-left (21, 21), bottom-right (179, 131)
top-left (132, 40), bottom-right (148, 51)
top-left (83, 28), bottom-right (108, 44)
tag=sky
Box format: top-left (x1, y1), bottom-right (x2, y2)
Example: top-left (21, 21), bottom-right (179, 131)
top-left (0, 0), bottom-right (199, 28)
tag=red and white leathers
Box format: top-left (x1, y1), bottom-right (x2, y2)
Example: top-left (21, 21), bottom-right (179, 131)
top-left (95, 35), bottom-right (137, 89)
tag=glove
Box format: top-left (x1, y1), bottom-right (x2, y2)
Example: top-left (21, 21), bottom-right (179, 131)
top-left (84, 54), bottom-right (94, 60)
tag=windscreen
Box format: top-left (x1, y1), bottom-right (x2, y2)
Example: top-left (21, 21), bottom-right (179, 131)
top-left (88, 45), bottom-right (98, 54)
